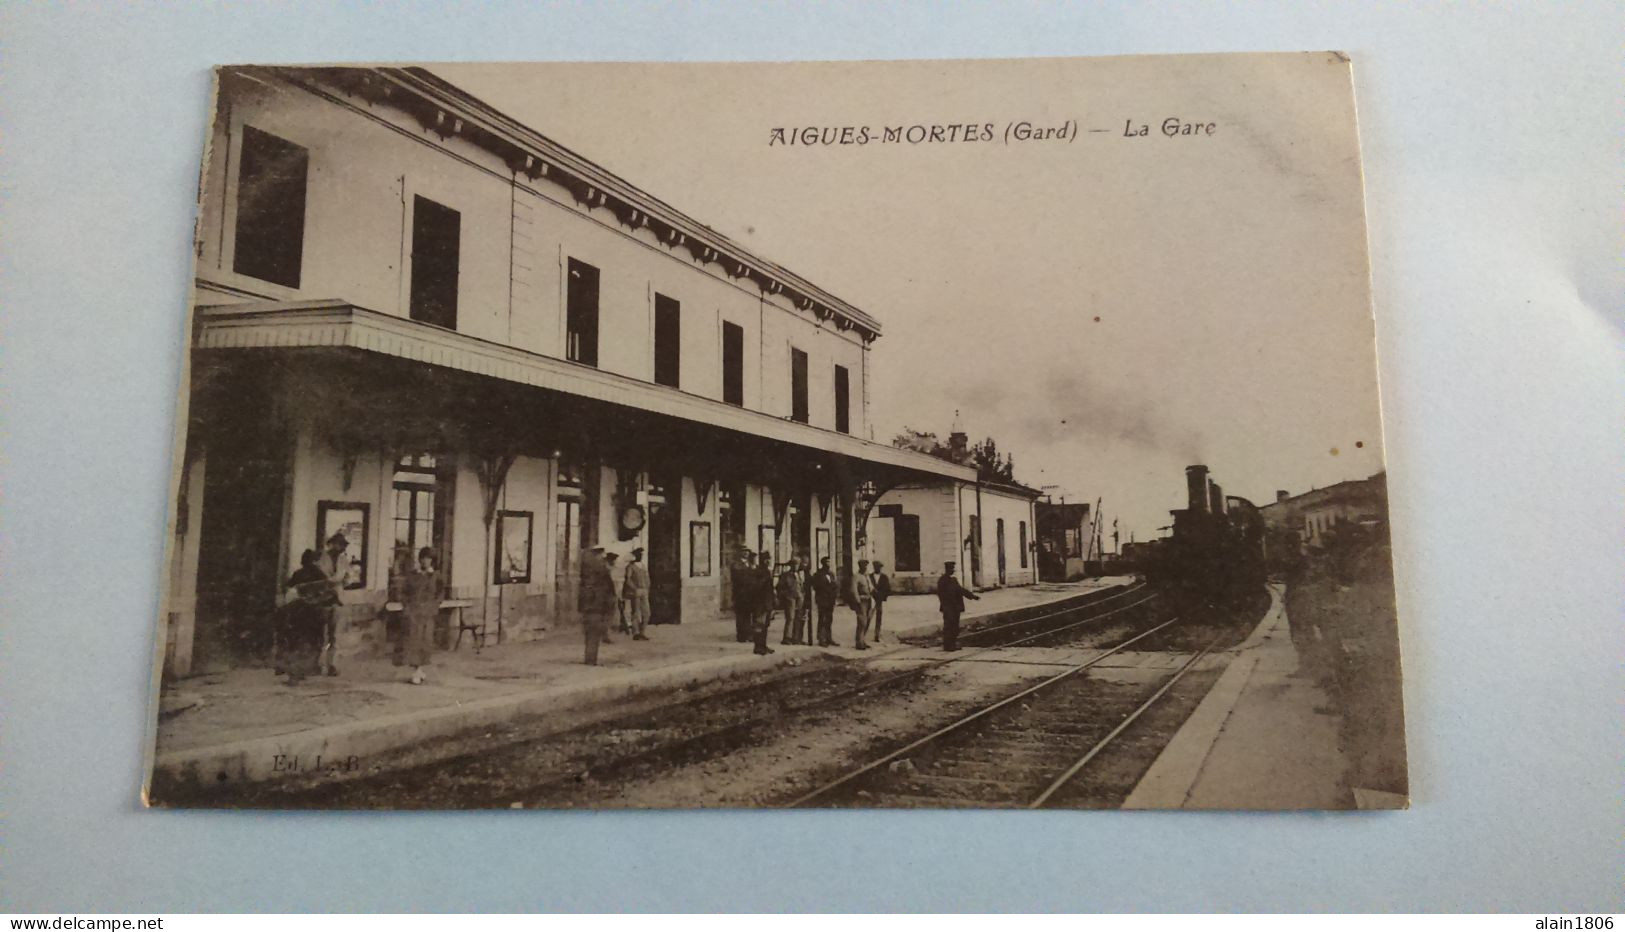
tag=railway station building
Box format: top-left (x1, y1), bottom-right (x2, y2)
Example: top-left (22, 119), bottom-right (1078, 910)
top-left (162, 65), bottom-right (976, 677)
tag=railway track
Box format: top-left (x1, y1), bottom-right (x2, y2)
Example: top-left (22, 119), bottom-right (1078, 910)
top-left (787, 621), bottom-right (1224, 809)
top-left (217, 582), bottom-right (1168, 808)
top-left (495, 584), bottom-right (1168, 802)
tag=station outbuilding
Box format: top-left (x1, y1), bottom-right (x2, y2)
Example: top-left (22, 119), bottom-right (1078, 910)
top-left (861, 476), bottom-right (1041, 595)
top-left (1035, 501), bottom-right (1094, 581)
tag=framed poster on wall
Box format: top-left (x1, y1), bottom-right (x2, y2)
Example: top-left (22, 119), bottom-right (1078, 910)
top-left (689, 521), bottom-right (711, 577)
top-left (316, 501), bottom-right (369, 589)
top-left (494, 510), bottom-right (533, 584)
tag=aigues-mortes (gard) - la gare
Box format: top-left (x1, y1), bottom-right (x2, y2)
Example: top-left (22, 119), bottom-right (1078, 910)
top-left (766, 117), bottom-right (1218, 147)
top-left (767, 120), bottom-right (1076, 146)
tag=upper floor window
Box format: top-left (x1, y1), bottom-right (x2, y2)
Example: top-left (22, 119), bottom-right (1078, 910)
top-left (233, 125), bottom-right (308, 288)
top-left (721, 321), bottom-right (744, 407)
top-left (567, 258), bottom-right (600, 366)
top-left (409, 195), bottom-right (460, 330)
top-left (654, 293), bottom-right (680, 388)
top-left (833, 364), bottom-right (850, 434)
top-left (790, 348), bottom-right (809, 423)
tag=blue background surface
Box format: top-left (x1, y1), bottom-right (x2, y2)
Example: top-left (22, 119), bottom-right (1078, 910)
top-left (2, 1), bottom-right (1621, 912)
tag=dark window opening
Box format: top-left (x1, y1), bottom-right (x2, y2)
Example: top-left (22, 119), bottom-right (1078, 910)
top-left (722, 321), bottom-right (744, 406)
top-left (233, 125), bottom-right (308, 288)
top-left (834, 364), bottom-right (851, 434)
top-left (654, 293), bottom-right (681, 388)
top-left (567, 258), bottom-right (600, 366)
top-left (1019, 520), bottom-right (1029, 568)
top-left (893, 514), bottom-right (921, 572)
top-left (790, 348), bottom-right (809, 423)
top-left (409, 195), bottom-right (460, 330)
top-left (392, 456), bottom-right (438, 555)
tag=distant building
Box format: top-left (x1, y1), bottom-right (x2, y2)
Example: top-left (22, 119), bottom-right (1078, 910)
top-left (1035, 502), bottom-right (1093, 581)
top-left (1259, 472), bottom-right (1389, 566)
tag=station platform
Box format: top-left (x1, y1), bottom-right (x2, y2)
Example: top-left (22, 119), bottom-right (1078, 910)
top-left (1122, 583), bottom-right (1406, 811)
top-left (148, 576), bottom-right (1133, 794)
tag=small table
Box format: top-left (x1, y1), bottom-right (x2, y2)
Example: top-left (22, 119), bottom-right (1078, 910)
top-left (384, 599), bottom-right (482, 651)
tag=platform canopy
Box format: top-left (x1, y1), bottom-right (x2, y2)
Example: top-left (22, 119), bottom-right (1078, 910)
top-left (191, 300), bottom-right (977, 492)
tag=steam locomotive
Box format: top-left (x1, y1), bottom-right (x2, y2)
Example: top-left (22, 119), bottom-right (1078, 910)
top-left (1136, 465), bottom-right (1267, 615)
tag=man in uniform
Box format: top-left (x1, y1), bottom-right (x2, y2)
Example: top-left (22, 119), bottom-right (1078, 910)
top-left (852, 558), bottom-right (875, 650)
top-left (751, 550), bottom-right (776, 655)
top-left (810, 556), bottom-right (839, 647)
top-left (936, 560), bottom-right (980, 652)
top-left (579, 546), bottom-right (617, 665)
top-left (622, 546), bottom-right (652, 640)
top-left (871, 560), bottom-right (892, 642)
top-left (732, 551), bottom-right (757, 643)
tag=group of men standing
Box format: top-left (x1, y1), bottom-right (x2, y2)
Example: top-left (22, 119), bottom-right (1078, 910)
top-left (731, 553), bottom-right (898, 654)
top-left (578, 544), bottom-right (983, 665)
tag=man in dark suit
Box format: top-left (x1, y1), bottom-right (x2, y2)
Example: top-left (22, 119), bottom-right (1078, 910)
top-left (810, 556), bottom-right (840, 647)
top-left (732, 551), bottom-right (756, 643)
top-left (579, 547), bottom-right (618, 665)
top-left (936, 560), bottom-right (980, 652)
top-left (751, 550), bottom-right (777, 655)
top-left (871, 560), bottom-right (892, 642)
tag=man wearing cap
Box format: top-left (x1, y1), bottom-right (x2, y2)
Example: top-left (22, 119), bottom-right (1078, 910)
top-left (732, 551), bottom-right (757, 643)
top-left (871, 560), bottom-right (892, 642)
top-left (851, 558), bottom-right (875, 650)
top-left (751, 550), bottom-right (776, 655)
top-left (317, 532), bottom-right (351, 676)
top-left (622, 547), bottom-right (651, 640)
top-left (777, 556), bottom-right (807, 645)
top-left (936, 560), bottom-right (980, 652)
top-left (579, 546), bottom-right (617, 665)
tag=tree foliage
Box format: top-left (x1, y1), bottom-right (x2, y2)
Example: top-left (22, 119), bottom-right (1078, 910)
top-left (890, 427), bottom-right (1017, 483)
top-left (970, 437), bottom-right (1017, 483)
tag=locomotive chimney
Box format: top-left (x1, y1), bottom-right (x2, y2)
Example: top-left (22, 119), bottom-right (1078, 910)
top-left (1276, 489), bottom-right (1289, 503)
top-left (1185, 465), bottom-right (1210, 514)
top-left (1209, 481), bottom-right (1226, 516)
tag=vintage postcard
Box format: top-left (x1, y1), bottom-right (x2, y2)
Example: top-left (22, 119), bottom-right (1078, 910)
top-left (146, 53), bottom-right (1406, 810)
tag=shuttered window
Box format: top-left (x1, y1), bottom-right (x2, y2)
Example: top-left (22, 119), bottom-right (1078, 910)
top-left (893, 514), bottom-right (921, 572)
top-left (722, 321), bottom-right (744, 406)
top-left (233, 126), bottom-right (308, 288)
top-left (654, 293), bottom-right (680, 387)
top-left (834, 364), bottom-right (850, 434)
top-left (567, 259), bottom-right (600, 366)
top-left (790, 348), bottom-right (809, 423)
top-left (409, 196), bottom-right (460, 330)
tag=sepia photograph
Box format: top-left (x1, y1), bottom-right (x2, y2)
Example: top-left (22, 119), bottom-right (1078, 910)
top-left (144, 53), bottom-right (1407, 811)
